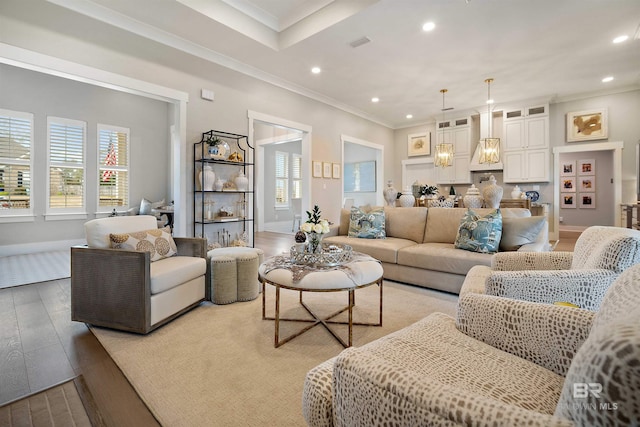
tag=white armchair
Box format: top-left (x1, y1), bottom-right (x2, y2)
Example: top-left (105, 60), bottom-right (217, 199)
top-left (462, 225), bottom-right (640, 310)
top-left (71, 215), bottom-right (207, 334)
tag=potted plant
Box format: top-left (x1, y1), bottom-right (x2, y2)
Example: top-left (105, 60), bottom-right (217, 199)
top-left (206, 135), bottom-right (222, 158)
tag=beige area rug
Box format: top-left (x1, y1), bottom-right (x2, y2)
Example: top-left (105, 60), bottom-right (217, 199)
top-left (91, 281), bottom-right (458, 426)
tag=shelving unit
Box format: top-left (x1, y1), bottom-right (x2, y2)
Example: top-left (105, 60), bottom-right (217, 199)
top-left (193, 130), bottom-right (254, 248)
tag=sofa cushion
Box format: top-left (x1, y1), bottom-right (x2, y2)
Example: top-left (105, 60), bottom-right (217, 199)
top-left (384, 207), bottom-right (428, 243)
top-left (150, 255), bottom-right (207, 295)
top-left (323, 235), bottom-right (416, 264)
top-left (455, 209), bottom-right (502, 254)
top-left (85, 215), bottom-right (159, 249)
top-left (397, 243), bottom-right (493, 275)
top-left (348, 206), bottom-right (386, 239)
top-left (110, 226), bottom-right (177, 262)
top-left (500, 216), bottom-right (547, 251)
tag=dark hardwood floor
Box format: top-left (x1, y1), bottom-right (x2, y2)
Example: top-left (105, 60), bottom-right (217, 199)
top-left (0, 231), bottom-right (294, 425)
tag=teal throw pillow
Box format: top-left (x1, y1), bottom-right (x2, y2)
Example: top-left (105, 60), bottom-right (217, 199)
top-left (348, 206), bottom-right (386, 239)
top-left (454, 209), bottom-right (502, 253)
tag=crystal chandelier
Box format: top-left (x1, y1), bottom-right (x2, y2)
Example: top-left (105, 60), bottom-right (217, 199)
top-left (479, 78), bottom-right (500, 164)
top-left (435, 89), bottom-right (454, 168)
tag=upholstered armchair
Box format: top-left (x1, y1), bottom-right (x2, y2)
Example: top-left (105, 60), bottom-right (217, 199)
top-left (462, 225), bottom-right (640, 310)
top-left (71, 215), bottom-right (207, 334)
top-left (303, 263), bottom-right (640, 426)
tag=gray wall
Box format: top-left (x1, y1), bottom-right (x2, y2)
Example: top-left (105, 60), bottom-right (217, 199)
top-left (0, 64), bottom-right (169, 246)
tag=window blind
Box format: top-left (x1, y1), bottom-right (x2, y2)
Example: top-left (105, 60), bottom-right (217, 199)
top-left (275, 151), bottom-right (289, 206)
top-left (292, 154), bottom-right (302, 199)
top-left (98, 124), bottom-right (130, 209)
top-left (48, 117), bottom-right (85, 210)
top-left (0, 109), bottom-right (33, 211)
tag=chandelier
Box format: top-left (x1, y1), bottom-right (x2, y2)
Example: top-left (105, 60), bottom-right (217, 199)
top-left (479, 78), bottom-right (500, 164)
top-left (435, 89), bottom-right (454, 168)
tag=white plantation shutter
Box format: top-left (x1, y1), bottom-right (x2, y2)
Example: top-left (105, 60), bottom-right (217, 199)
top-left (292, 153), bottom-right (302, 199)
top-left (47, 117), bottom-right (86, 212)
top-left (98, 124), bottom-right (130, 210)
top-left (275, 151), bottom-right (289, 207)
top-left (0, 109), bottom-right (33, 213)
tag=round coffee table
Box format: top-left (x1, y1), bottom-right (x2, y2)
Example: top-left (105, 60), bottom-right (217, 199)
top-left (258, 254), bottom-right (384, 348)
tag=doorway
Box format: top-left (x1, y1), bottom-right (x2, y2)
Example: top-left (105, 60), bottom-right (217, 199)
top-left (341, 135), bottom-right (384, 207)
top-left (248, 111), bottom-right (312, 233)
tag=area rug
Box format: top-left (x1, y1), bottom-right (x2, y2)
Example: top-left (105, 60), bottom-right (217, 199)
top-left (0, 376), bottom-right (102, 426)
top-left (91, 281), bottom-right (458, 426)
top-left (0, 250), bottom-right (70, 289)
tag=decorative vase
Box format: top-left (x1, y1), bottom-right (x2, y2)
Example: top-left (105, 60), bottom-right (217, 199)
top-left (234, 169), bottom-right (249, 192)
top-left (482, 175), bottom-right (503, 209)
top-left (214, 178), bottom-right (224, 192)
top-left (305, 231), bottom-right (323, 254)
top-left (511, 185), bottom-right (522, 199)
top-left (463, 185), bottom-right (484, 209)
top-left (199, 165), bottom-right (215, 191)
top-left (208, 144), bottom-right (219, 158)
top-left (398, 188), bottom-right (416, 208)
top-left (383, 180), bottom-right (398, 206)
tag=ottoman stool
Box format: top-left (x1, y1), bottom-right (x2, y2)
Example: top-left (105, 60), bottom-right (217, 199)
top-left (207, 247), bottom-right (264, 304)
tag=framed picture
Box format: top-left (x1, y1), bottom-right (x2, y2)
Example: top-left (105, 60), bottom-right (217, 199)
top-left (561, 178), bottom-right (576, 192)
top-left (579, 177), bottom-right (595, 192)
top-left (344, 161), bottom-right (376, 192)
top-left (323, 162), bottom-right (332, 178)
top-left (567, 108), bottom-right (608, 142)
top-left (312, 161), bottom-right (322, 178)
top-left (332, 163), bottom-right (341, 179)
top-left (579, 193), bottom-right (596, 209)
top-left (407, 132), bottom-right (431, 157)
top-left (578, 159), bottom-right (595, 176)
top-left (560, 160), bottom-right (575, 177)
top-left (561, 194), bottom-right (576, 209)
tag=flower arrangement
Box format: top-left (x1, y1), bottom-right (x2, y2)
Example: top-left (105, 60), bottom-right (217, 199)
top-left (206, 135), bottom-right (221, 146)
top-left (420, 185), bottom-right (439, 196)
top-left (300, 205), bottom-right (330, 234)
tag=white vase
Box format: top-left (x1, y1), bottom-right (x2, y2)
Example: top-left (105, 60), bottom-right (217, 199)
top-left (463, 184), bottom-right (484, 209)
top-left (398, 188), bottom-right (416, 207)
top-left (511, 185), bottom-right (522, 199)
top-left (199, 165), bottom-right (215, 191)
top-left (482, 175), bottom-right (503, 209)
top-left (214, 178), bottom-right (224, 192)
top-left (234, 170), bottom-right (249, 192)
top-left (383, 180), bottom-right (398, 206)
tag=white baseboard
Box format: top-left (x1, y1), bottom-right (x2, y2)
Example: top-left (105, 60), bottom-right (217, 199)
top-left (559, 225), bottom-right (588, 233)
top-left (0, 239), bottom-right (86, 257)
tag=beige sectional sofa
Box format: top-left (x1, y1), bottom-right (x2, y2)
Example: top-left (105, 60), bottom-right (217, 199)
top-left (323, 207), bottom-right (548, 294)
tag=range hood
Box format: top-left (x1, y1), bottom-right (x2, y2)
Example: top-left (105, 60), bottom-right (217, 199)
top-left (469, 141), bottom-right (503, 171)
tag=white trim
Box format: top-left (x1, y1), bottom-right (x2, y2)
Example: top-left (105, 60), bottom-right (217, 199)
top-left (45, 213), bottom-right (88, 221)
top-left (0, 215), bottom-right (35, 224)
top-left (0, 238), bottom-right (86, 257)
top-left (340, 135), bottom-right (384, 206)
top-left (552, 141), bottom-right (623, 240)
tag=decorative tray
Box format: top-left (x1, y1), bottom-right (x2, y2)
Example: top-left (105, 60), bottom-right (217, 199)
top-left (290, 243), bottom-right (353, 267)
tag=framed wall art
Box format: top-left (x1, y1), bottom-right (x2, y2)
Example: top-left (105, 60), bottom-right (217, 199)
top-left (567, 109), bottom-right (608, 142)
top-left (579, 193), bottom-right (596, 209)
top-left (579, 177), bottom-right (595, 192)
top-left (560, 160), bottom-right (575, 177)
top-left (323, 162), bottom-right (332, 178)
top-left (312, 161), bottom-right (322, 178)
top-left (407, 132), bottom-right (431, 157)
top-left (561, 178), bottom-right (576, 192)
top-left (332, 163), bottom-right (341, 179)
top-left (561, 194), bottom-right (576, 209)
top-left (578, 159), bottom-right (595, 176)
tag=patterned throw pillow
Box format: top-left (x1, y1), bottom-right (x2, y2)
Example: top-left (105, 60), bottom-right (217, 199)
top-left (348, 206), bottom-right (386, 239)
top-left (110, 226), bottom-right (177, 262)
top-left (454, 209), bottom-right (502, 253)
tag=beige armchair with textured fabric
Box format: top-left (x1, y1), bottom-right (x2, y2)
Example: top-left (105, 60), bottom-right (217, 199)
top-left (302, 264), bottom-right (640, 426)
top-left (462, 225), bottom-right (640, 311)
top-left (71, 215), bottom-right (207, 334)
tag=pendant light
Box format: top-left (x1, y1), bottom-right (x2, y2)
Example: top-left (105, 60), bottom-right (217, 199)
top-left (479, 78), bottom-right (500, 164)
top-left (435, 89), bottom-right (454, 168)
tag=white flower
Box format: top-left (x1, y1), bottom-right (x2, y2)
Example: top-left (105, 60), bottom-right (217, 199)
top-left (301, 223), bottom-right (313, 233)
top-left (321, 224), bottom-right (330, 234)
top-left (312, 223), bottom-right (324, 233)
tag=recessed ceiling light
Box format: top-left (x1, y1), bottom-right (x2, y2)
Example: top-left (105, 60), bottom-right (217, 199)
top-left (422, 22), bottom-right (435, 32)
top-left (613, 35), bottom-right (629, 44)
top-left (406, 114), bottom-right (413, 119)
top-left (311, 67), bottom-right (321, 74)
top-left (371, 97), bottom-right (379, 103)
top-left (602, 76), bottom-right (614, 83)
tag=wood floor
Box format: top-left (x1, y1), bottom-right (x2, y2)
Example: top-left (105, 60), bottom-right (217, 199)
top-left (0, 230), bottom-right (574, 425)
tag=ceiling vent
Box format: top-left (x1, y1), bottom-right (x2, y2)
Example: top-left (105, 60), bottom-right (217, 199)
top-left (349, 37), bottom-right (371, 48)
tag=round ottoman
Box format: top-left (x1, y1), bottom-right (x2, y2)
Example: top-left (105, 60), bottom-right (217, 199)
top-left (208, 247), bottom-right (264, 304)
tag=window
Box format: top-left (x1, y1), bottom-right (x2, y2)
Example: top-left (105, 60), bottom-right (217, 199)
top-left (292, 153), bottom-right (302, 200)
top-left (0, 109), bottom-right (33, 214)
top-left (47, 117), bottom-right (86, 213)
top-left (275, 151), bottom-right (289, 207)
top-left (98, 124), bottom-right (130, 211)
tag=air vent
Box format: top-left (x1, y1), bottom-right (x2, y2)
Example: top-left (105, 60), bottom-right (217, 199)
top-left (349, 37), bottom-right (371, 48)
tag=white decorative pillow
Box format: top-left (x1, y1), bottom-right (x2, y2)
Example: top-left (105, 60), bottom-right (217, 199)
top-left (110, 226), bottom-right (177, 262)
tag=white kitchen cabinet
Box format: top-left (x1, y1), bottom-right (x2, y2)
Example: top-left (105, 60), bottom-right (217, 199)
top-left (502, 104), bottom-right (549, 182)
top-left (503, 149), bottom-right (549, 183)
